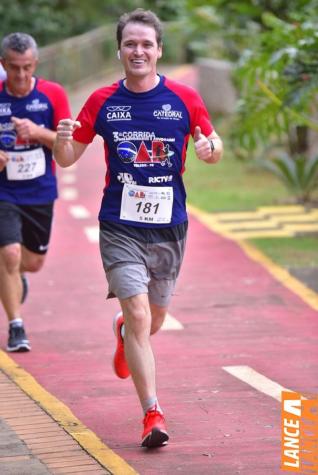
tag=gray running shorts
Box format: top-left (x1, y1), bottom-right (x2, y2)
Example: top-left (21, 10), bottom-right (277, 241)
top-left (99, 227), bottom-right (187, 307)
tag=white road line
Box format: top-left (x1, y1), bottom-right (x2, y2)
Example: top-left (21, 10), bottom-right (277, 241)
top-left (61, 174), bottom-right (76, 184)
top-left (60, 187), bottom-right (78, 201)
top-left (69, 205), bottom-right (91, 219)
top-left (84, 226), bottom-right (99, 243)
top-left (223, 365), bottom-right (292, 402)
top-left (66, 162), bottom-right (78, 171)
top-left (161, 313), bottom-right (184, 330)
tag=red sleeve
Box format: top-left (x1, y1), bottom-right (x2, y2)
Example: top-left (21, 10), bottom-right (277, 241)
top-left (164, 78), bottom-right (213, 137)
top-left (37, 78), bottom-right (71, 129)
top-left (73, 83), bottom-right (119, 144)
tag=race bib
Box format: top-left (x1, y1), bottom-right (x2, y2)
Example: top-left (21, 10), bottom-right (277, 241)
top-left (120, 184), bottom-right (173, 224)
top-left (6, 148), bottom-right (46, 181)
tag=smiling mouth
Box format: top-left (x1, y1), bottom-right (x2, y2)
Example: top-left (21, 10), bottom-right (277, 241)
top-left (131, 59), bottom-right (146, 64)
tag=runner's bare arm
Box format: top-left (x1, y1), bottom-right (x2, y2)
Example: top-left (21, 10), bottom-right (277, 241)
top-left (194, 126), bottom-right (223, 164)
top-left (0, 150), bottom-right (9, 172)
top-left (11, 116), bottom-right (56, 150)
top-left (53, 119), bottom-right (87, 167)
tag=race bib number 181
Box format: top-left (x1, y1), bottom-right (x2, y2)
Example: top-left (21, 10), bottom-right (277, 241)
top-left (120, 184), bottom-right (173, 224)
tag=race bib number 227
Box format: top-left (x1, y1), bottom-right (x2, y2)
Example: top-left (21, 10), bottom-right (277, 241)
top-left (6, 148), bottom-right (46, 181)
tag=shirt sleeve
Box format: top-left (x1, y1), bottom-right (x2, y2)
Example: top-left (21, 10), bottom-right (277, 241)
top-left (165, 78), bottom-right (213, 137)
top-left (37, 79), bottom-right (72, 129)
top-left (73, 94), bottom-right (98, 144)
top-left (189, 91), bottom-right (214, 138)
top-left (52, 86), bottom-right (72, 129)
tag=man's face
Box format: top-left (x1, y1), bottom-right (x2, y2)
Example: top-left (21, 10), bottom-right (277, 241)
top-left (120, 22), bottom-right (162, 80)
top-left (1, 48), bottom-right (38, 96)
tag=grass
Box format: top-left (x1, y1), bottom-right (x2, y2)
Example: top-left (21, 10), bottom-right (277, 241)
top-left (184, 139), bottom-right (318, 272)
top-left (184, 141), bottom-right (290, 212)
top-left (250, 237), bottom-right (318, 268)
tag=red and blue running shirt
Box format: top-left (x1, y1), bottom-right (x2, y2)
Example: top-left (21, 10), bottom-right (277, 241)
top-left (74, 75), bottom-right (213, 227)
top-left (0, 77), bottom-right (71, 204)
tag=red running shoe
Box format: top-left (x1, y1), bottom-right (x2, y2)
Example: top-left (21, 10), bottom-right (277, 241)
top-left (113, 312), bottom-right (130, 379)
top-left (141, 408), bottom-right (169, 448)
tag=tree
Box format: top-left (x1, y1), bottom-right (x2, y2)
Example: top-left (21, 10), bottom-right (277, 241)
top-left (181, 0), bottom-right (318, 202)
top-left (0, 0), bottom-right (160, 46)
top-left (228, 1), bottom-right (318, 202)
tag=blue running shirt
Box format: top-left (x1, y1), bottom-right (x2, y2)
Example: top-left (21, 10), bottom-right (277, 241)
top-left (74, 75), bottom-right (213, 227)
top-left (0, 77), bottom-right (71, 204)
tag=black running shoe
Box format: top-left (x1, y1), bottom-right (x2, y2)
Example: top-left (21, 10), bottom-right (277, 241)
top-left (7, 325), bottom-right (31, 352)
top-left (21, 274), bottom-right (29, 304)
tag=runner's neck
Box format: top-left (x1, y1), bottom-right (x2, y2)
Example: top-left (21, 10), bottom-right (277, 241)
top-left (5, 77), bottom-right (36, 97)
top-left (123, 74), bottom-right (160, 93)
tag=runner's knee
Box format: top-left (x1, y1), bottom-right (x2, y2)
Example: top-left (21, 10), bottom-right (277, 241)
top-left (0, 244), bottom-right (21, 274)
top-left (121, 297), bottom-right (152, 342)
top-left (21, 252), bottom-right (45, 273)
top-left (150, 305), bottom-right (167, 334)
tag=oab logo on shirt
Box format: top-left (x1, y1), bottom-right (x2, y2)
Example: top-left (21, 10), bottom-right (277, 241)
top-left (106, 105), bottom-right (132, 122)
top-left (0, 130), bottom-right (16, 148)
top-left (117, 140), bottom-right (174, 168)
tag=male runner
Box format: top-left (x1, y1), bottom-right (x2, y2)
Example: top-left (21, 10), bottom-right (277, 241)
top-left (53, 8), bottom-right (223, 448)
top-left (0, 32), bottom-right (71, 351)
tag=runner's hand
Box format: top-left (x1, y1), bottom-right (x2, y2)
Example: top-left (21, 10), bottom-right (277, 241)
top-left (194, 126), bottom-right (212, 162)
top-left (11, 116), bottom-right (40, 142)
top-left (56, 119), bottom-right (81, 141)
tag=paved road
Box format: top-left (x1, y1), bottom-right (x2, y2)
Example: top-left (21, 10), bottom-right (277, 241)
top-left (0, 65), bottom-right (317, 475)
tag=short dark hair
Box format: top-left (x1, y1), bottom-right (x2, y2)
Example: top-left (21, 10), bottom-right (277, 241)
top-left (117, 8), bottom-right (163, 48)
top-left (1, 32), bottom-right (38, 59)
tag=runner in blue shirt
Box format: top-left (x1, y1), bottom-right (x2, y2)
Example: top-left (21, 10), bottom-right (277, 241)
top-left (0, 33), bottom-right (71, 352)
top-left (53, 8), bottom-right (223, 448)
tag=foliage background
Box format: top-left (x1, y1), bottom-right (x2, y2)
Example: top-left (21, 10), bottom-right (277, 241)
top-left (0, 0), bottom-right (182, 46)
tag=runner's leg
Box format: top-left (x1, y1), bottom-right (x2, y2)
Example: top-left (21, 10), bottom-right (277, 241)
top-left (150, 302), bottom-right (167, 335)
top-left (120, 293), bottom-right (157, 407)
top-left (0, 243), bottom-right (22, 321)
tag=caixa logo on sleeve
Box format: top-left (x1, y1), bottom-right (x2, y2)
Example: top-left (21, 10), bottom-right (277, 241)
top-left (106, 105), bottom-right (132, 122)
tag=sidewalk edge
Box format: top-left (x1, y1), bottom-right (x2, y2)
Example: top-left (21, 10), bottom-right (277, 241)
top-left (0, 351), bottom-right (138, 475)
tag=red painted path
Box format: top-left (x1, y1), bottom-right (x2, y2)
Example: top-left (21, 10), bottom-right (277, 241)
top-left (1, 67), bottom-right (317, 474)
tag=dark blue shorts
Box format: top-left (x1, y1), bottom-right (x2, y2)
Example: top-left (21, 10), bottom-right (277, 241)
top-left (0, 201), bottom-right (54, 254)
